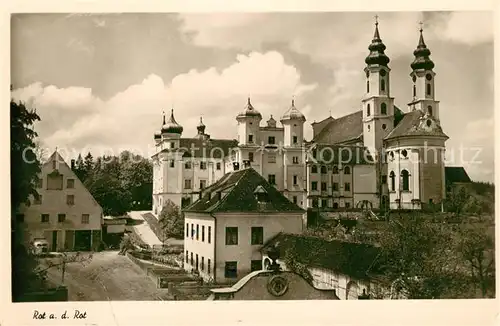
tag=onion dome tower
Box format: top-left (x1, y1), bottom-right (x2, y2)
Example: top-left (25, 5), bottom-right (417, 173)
top-left (410, 26), bottom-right (435, 71)
top-left (280, 98), bottom-right (305, 147)
top-left (364, 19), bottom-right (390, 67)
top-left (236, 97), bottom-right (262, 145)
top-left (161, 109), bottom-right (184, 135)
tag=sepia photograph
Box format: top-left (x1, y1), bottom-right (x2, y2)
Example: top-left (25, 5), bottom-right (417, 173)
top-left (9, 9), bottom-right (495, 308)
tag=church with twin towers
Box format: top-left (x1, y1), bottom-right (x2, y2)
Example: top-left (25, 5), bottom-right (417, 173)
top-left (151, 19), bottom-right (449, 217)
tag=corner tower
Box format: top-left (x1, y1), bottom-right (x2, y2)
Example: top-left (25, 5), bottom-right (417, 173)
top-left (362, 17), bottom-right (395, 155)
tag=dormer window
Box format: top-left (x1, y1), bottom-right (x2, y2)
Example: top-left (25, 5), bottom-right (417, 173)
top-left (254, 185), bottom-right (269, 202)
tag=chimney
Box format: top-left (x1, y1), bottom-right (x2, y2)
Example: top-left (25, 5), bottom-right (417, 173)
top-left (242, 160), bottom-right (251, 169)
top-left (70, 159), bottom-right (75, 170)
top-left (233, 162), bottom-right (240, 171)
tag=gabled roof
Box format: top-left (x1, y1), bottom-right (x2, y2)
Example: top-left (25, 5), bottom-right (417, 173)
top-left (154, 138), bottom-right (238, 159)
top-left (261, 233), bottom-right (383, 279)
top-left (312, 107), bottom-right (405, 145)
top-left (183, 168), bottom-right (305, 214)
top-left (384, 110), bottom-right (448, 140)
top-left (445, 167), bottom-right (472, 184)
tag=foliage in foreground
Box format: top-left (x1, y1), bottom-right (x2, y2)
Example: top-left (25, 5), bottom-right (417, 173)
top-left (158, 200), bottom-right (184, 241)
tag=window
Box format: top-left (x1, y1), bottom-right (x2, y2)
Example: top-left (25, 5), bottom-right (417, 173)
top-left (312, 149), bottom-right (317, 158)
top-left (47, 174), bottom-right (63, 190)
top-left (311, 165), bottom-right (318, 173)
top-left (345, 202), bottom-right (351, 208)
top-left (191, 224), bottom-right (195, 238)
top-left (381, 175), bottom-right (387, 184)
top-left (41, 214), bottom-right (49, 223)
top-left (66, 178), bottom-right (75, 188)
top-left (333, 183), bottom-right (339, 191)
top-left (293, 196), bottom-right (298, 204)
top-left (196, 224), bottom-right (199, 240)
top-left (321, 165), bottom-right (327, 174)
top-left (345, 183), bottom-right (351, 192)
top-left (268, 174), bottom-right (276, 185)
top-left (344, 166), bottom-right (351, 175)
top-left (201, 257), bottom-right (205, 271)
top-left (367, 104), bottom-right (371, 116)
top-left (401, 169), bottom-right (410, 191)
top-left (67, 195), bottom-right (75, 205)
top-left (427, 106), bottom-right (433, 116)
top-left (293, 136), bottom-right (298, 144)
top-left (249, 152), bottom-right (254, 162)
top-left (366, 80), bottom-right (370, 93)
top-left (293, 175), bottom-right (298, 185)
top-left (311, 181), bottom-right (318, 191)
top-left (312, 199), bottom-right (319, 208)
top-left (248, 134), bottom-right (254, 143)
top-left (170, 160), bottom-right (175, 168)
top-left (36, 178), bottom-right (43, 188)
top-left (184, 179), bottom-right (192, 189)
top-left (251, 227), bottom-right (263, 245)
top-left (56, 214), bottom-right (65, 223)
top-left (321, 199), bottom-right (327, 207)
top-left (333, 202), bottom-right (339, 209)
top-left (332, 166), bottom-right (339, 174)
top-left (208, 226), bottom-right (212, 244)
top-left (81, 214), bottom-right (90, 224)
top-left (34, 195), bottom-right (42, 205)
top-left (202, 225), bottom-right (205, 242)
top-left (321, 182), bottom-right (327, 191)
top-left (190, 252), bottom-right (193, 266)
top-left (426, 83), bottom-right (431, 96)
top-left (381, 79), bottom-right (385, 92)
top-left (292, 156), bottom-right (299, 164)
top-left (382, 124), bottom-right (387, 130)
top-left (268, 136), bottom-right (276, 144)
top-left (268, 154), bottom-right (276, 163)
top-left (225, 261), bottom-right (238, 278)
top-left (413, 85), bottom-right (416, 97)
top-left (381, 103), bottom-right (387, 115)
top-left (226, 227), bottom-right (238, 245)
top-left (216, 162), bottom-right (221, 170)
top-left (186, 223), bottom-right (189, 237)
top-left (199, 180), bottom-right (207, 190)
top-left (251, 260), bottom-right (262, 272)
top-left (196, 254), bottom-right (199, 270)
top-left (185, 161), bottom-right (192, 169)
top-left (170, 142), bottom-right (175, 149)
top-left (390, 171), bottom-right (395, 191)
top-left (200, 161), bottom-right (207, 170)
top-left (186, 251), bottom-right (189, 263)
top-left (208, 259), bottom-right (211, 274)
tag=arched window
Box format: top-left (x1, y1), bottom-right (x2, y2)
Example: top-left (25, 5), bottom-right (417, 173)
top-left (427, 105), bottom-right (433, 116)
top-left (344, 166), bottom-right (351, 175)
top-left (366, 81), bottom-right (370, 93)
top-left (389, 171), bottom-right (395, 191)
top-left (401, 169), bottom-right (410, 191)
top-left (320, 165), bottom-right (327, 174)
top-left (381, 79), bottom-right (386, 92)
top-left (332, 165), bottom-right (339, 174)
top-left (367, 104), bottom-right (371, 116)
top-left (311, 165), bottom-right (318, 173)
top-left (381, 103), bottom-right (387, 115)
top-left (426, 83), bottom-right (431, 96)
top-left (413, 85), bottom-right (416, 97)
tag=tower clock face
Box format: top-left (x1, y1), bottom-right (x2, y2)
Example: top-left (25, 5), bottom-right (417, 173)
top-left (412, 75), bottom-right (417, 83)
top-left (380, 70), bottom-right (386, 77)
top-left (426, 73), bottom-right (432, 81)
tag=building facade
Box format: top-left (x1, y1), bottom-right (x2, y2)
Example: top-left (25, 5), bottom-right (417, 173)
top-left (182, 167), bottom-right (305, 284)
top-left (18, 151), bottom-right (103, 252)
top-left (152, 21), bottom-right (450, 215)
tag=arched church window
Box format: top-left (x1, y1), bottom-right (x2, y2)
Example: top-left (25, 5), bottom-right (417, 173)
top-left (366, 81), bottom-right (370, 93)
top-left (389, 171), bottom-right (395, 191)
top-left (332, 166), bottom-right (339, 174)
top-left (427, 105), bottom-right (433, 116)
top-left (401, 169), bottom-right (410, 191)
top-left (381, 79), bottom-right (386, 92)
top-left (311, 165), bottom-right (318, 174)
top-left (344, 166), bottom-right (351, 175)
top-left (381, 103), bottom-right (387, 115)
top-left (367, 104), bottom-right (371, 116)
top-left (401, 149), bottom-right (408, 158)
top-left (321, 165), bottom-right (327, 174)
top-left (426, 83), bottom-right (431, 96)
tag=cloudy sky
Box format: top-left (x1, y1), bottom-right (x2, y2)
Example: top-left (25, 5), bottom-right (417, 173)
top-left (11, 11), bottom-right (494, 181)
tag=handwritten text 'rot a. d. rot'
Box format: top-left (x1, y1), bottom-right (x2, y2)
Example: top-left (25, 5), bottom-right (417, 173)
top-left (33, 310), bottom-right (87, 320)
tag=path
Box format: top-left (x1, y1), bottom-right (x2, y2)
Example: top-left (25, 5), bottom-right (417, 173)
top-left (128, 210), bottom-right (162, 246)
top-left (43, 251), bottom-right (172, 301)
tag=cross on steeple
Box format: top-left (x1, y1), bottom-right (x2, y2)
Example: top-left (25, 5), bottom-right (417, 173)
top-left (419, 21), bottom-right (424, 32)
top-left (374, 14), bottom-right (379, 25)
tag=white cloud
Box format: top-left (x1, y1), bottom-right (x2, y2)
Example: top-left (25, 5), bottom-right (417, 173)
top-left (434, 11), bottom-right (493, 45)
top-left (12, 51), bottom-right (316, 158)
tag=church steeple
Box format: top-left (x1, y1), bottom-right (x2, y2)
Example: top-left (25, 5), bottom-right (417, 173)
top-left (411, 24), bottom-right (435, 71)
top-left (365, 16), bottom-right (390, 67)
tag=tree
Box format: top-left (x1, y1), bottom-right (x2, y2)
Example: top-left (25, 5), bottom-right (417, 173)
top-left (10, 99), bottom-right (41, 214)
top-left (121, 153), bottom-right (153, 210)
top-left (73, 153), bottom-right (86, 181)
top-left (158, 200), bottom-right (184, 241)
top-left (84, 152), bottom-right (94, 176)
top-left (445, 184), bottom-right (471, 217)
top-left (458, 227), bottom-right (495, 297)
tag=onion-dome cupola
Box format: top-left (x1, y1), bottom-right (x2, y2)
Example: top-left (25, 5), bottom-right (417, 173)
top-left (365, 19), bottom-right (390, 67)
top-left (280, 99), bottom-right (306, 122)
top-left (410, 26), bottom-right (435, 71)
top-left (161, 109), bottom-right (184, 134)
top-left (236, 97), bottom-right (262, 120)
top-left (196, 116), bottom-right (206, 135)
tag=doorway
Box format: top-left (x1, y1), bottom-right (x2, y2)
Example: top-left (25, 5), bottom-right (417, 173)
top-left (51, 231), bottom-right (58, 252)
top-left (74, 230), bottom-right (92, 251)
